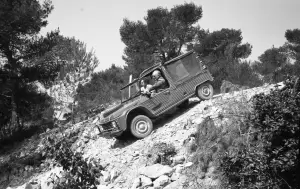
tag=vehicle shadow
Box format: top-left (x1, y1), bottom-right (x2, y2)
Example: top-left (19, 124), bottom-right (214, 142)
top-left (111, 99), bottom-right (200, 149)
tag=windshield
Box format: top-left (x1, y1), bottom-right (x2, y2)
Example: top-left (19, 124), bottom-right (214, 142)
top-left (121, 81), bottom-right (140, 102)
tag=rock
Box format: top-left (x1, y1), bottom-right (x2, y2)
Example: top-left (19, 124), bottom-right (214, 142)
top-left (139, 164), bottom-right (173, 179)
top-left (183, 162), bottom-right (193, 168)
top-left (131, 177), bottom-right (141, 189)
top-left (170, 172), bottom-right (181, 181)
top-left (100, 162), bottom-right (110, 169)
top-left (206, 166), bottom-right (216, 178)
top-left (25, 180), bottom-right (41, 189)
top-left (97, 185), bottom-right (109, 189)
top-left (20, 151), bottom-right (25, 157)
top-left (131, 175), bottom-right (152, 189)
top-left (163, 175), bottom-right (187, 189)
top-left (132, 151), bottom-right (139, 157)
top-left (101, 171), bottom-right (111, 182)
top-left (174, 165), bottom-right (184, 173)
top-left (110, 169), bottom-right (120, 182)
top-left (140, 175), bottom-right (153, 187)
top-left (83, 137), bottom-right (89, 143)
top-left (172, 156), bottom-right (185, 165)
top-left (153, 175), bottom-right (169, 188)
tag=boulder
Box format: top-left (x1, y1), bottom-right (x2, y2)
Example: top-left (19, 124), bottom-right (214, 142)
top-left (153, 175), bottom-right (169, 188)
top-left (171, 156), bottom-right (185, 166)
top-left (139, 164), bottom-right (173, 179)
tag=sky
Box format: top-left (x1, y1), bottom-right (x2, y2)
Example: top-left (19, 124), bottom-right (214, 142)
top-left (40, 0), bottom-right (300, 72)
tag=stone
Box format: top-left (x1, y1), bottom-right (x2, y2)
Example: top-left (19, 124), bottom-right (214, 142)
top-left (101, 171), bottom-right (111, 182)
top-left (97, 185), bottom-right (109, 189)
top-left (139, 175), bottom-right (153, 187)
top-left (153, 175), bottom-right (169, 188)
top-left (183, 162), bottom-right (193, 168)
top-left (110, 169), bottom-right (120, 182)
top-left (20, 151), bottom-right (25, 157)
top-left (206, 166), bottom-right (216, 178)
top-left (170, 172), bottom-right (181, 181)
top-left (132, 151), bottom-right (139, 157)
top-left (131, 177), bottom-right (141, 189)
top-left (175, 165), bottom-right (184, 173)
top-left (25, 180), bottom-right (41, 189)
top-left (163, 175), bottom-right (187, 189)
top-left (83, 137), bottom-right (89, 143)
top-left (139, 164), bottom-right (173, 179)
top-left (172, 156), bottom-right (185, 165)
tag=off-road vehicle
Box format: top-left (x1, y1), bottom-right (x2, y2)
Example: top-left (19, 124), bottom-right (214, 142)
top-left (97, 51), bottom-right (214, 139)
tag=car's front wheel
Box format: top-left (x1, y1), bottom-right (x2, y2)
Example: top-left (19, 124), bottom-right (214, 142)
top-left (196, 82), bottom-right (214, 100)
top-left (130, 115), bottom-right (153, 139)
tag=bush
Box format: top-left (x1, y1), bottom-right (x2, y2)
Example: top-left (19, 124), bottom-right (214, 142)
top-left (220, 76), bottom-right (300, 189)
top-left (146, 142), bottom-right (177, 166)
top-left (45, 134), bottom-right (102, 189)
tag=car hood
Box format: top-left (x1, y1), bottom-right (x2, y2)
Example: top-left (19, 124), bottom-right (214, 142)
top-left (99, 97), bottom-right (141, 123)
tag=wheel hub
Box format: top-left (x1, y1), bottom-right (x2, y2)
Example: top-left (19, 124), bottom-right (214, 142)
top-left (136, 120), bottom-right (148, 134)
top-left (202, 86), bottom-right (210, 96)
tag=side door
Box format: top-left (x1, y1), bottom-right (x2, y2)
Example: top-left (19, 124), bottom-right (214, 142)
top-left (140, 68), bottom-right (176, 116)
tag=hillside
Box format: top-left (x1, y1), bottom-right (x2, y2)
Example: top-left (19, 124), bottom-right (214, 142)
top-left (0, 82), bottom-right (285, 189)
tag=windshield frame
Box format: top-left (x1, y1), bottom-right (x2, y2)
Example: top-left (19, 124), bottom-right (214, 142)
top-left (121, 80), bottom-right (141, 103)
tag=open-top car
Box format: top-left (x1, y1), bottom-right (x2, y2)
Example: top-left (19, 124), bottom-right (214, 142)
top-left (97, 50), bottom-right (214, 139)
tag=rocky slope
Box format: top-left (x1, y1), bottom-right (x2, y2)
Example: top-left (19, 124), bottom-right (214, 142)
top-left (1, 82), bottom-right (284, 189)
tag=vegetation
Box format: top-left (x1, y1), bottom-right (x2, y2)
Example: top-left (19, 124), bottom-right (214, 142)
top-left (45, 133), bottom-right (101, 189)
top-left (185, 77), bottom-right (299, 189)
top-left (0, 0), bottom-right (60, 143)
top-left (221, 76), bottom-right (299, 189)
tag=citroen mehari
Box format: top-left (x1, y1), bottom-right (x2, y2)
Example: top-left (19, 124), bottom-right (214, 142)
top-left (97, 50), bottom-right (214, 139)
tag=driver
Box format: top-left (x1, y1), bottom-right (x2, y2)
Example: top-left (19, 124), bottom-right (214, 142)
top-left (140, 79), bottom-right (152, 94)
top-left (146, 70), bottom-right (167, 94)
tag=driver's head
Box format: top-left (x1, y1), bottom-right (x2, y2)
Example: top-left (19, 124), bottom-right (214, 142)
top-left (152, 70), bottom-right (161, 80)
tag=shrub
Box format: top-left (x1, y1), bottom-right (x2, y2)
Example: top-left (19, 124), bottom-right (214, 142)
top-left (146, 142), bottom-right (177, 166)
top-left (45, 134), bottom-right (102, 189)
top-left (220, 76), bottom-right (300, 188)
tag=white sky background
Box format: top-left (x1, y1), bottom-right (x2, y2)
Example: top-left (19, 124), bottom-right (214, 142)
top-left (40, 0), bottom-right (300, 72)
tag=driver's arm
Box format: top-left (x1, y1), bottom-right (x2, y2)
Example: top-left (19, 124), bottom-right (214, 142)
top-left (148, 77), bottom-right (166, 92)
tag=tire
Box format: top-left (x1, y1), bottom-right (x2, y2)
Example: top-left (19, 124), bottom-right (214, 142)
top-left (178, 99), bottom-right (189, 109)
top-left (196, 82), bottom-right (214, 100)
top-left (130, 115), bottom-right (153, 139)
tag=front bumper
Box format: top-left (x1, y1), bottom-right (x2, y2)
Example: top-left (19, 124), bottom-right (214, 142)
top-left (97, 120), bottom-right (123, 138)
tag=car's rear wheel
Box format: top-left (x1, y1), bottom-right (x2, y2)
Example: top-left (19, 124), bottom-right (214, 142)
top-left (130, 115), bottom-right (153, 139)
top-left (196, 82), bottom-right (214, 100)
